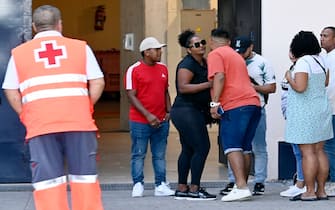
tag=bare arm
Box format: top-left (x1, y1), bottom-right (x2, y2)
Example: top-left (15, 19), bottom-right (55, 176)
top-left (4, 89), bottom-right (22, 115)
top-left (326, 70), bottom-right (329, 87)
top-left (177, 68), bottom-right (212, 94)
top-left (210, 72), bottom-right (225, 119)
top-left (88, 78), bottom-right (105, 105)
top-left (164, 89), bottom-right (171, 121)
top-left (286, 71), bottom-right (308, 93)
top-left (254, 83), bottom-right (276, 94)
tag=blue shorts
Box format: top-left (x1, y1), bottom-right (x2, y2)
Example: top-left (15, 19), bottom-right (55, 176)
top-left (219, 105), bottom-right (261, 154)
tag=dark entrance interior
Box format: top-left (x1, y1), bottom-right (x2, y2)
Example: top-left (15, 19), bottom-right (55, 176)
top-left (217, 0), bottom-right (261, 166)
top-left (218, 0), bottom-right (261, 54)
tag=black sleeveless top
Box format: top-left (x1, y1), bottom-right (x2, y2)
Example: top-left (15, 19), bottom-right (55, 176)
top-left (173, 54), bottom-right (211, 112)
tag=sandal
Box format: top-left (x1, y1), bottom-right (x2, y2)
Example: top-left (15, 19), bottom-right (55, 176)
top-left (317, 196), bottom-right (329, 200)
top-left (290, 193), bottom-right (318, 201)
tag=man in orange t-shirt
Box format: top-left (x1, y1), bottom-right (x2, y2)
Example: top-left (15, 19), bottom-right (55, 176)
top-left (207, 28), bottom-right (261, 202)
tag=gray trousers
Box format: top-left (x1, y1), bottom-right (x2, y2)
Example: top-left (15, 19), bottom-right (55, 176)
top-left (28, 131), bottom-right (98, 183)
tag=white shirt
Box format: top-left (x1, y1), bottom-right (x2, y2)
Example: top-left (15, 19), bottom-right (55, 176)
top-left (246, 52), bottom-right (276, 106)
top-left (291, 55), bottom-right (326, 77)
top-left (2, 30), bottom-right (103, 89)
top-left (325, 49), bottom-right (335, 114)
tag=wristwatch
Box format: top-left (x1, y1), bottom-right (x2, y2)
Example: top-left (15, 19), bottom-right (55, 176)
top-left (210, 102), bottom-right (221, 108)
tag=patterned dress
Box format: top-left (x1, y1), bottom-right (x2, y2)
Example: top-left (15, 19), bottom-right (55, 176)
top-left (285, 55), bottom-right (333, 144)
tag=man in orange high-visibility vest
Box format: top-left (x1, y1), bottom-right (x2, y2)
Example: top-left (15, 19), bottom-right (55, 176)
top-left (2, 5), bottom-right (105, 210)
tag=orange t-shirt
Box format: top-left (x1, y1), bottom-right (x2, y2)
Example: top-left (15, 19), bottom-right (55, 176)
top-left (207, 46), bottom-right (260, 110)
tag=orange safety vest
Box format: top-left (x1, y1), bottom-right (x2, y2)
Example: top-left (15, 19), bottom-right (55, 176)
top-left (12, 36), bottom-right (97, 139)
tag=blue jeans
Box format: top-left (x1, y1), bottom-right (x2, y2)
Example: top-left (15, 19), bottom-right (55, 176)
top-left (291, 144), bottom-right (304, 181)
top-left (324, 115), bottom-right (335, 182)
top-left (129, 121), bottom-right (169, 186)
top-left (228, 108), bottom-right (267, 183)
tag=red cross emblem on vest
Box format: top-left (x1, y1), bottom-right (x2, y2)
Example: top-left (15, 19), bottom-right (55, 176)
top-left (34, 40), bottom-right (67, 69)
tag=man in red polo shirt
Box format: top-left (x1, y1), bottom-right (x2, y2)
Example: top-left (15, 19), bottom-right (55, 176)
top-left (124, 37), bottom-right (174, 197)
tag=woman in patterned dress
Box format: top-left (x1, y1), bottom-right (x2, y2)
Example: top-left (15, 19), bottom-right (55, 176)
top-left (285, 31), bottom-right (333, 201)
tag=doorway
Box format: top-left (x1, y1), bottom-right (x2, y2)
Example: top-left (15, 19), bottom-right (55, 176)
top-left (218, 0), bottom-right (261, 53)
top-left (23, 0), bottom-right (263, 185)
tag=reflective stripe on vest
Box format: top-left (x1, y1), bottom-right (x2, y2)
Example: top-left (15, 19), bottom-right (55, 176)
top-left (68, 174), bottom-right (98, 183)
top-left (33, 175), bottom-right (67, 191)
top-left (20, 73), bottom-right (87, 104)
top-left (20, 73), bottom-right (87, 92)
top-left (22, 87), bottom-right (88, 104)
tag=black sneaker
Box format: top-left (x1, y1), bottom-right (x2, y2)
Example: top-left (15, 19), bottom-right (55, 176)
top-left (174, 189), bottom-right (189, 200)
top-left (253, 183), bottom-right (265, 195)
top-left (219, 182), bottom-right (235, 195)
top-left (186, 187), bottom-right (217, 201)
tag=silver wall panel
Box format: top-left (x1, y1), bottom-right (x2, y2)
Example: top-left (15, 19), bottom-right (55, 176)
top-left (0, 0), bottom-right (32, 183)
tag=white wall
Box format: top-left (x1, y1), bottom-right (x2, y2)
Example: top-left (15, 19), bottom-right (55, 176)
top-left (262, 0), bottom-right (335, 180)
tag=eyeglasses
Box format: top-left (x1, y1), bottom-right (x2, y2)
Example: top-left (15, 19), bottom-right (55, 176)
top-left (189, 39), bottom-right (206, 48)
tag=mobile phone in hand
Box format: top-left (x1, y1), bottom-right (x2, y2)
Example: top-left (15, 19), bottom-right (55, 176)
top-left (217, 106), bottom-right (224, 116)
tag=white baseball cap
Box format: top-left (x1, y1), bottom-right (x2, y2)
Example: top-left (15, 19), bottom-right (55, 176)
top-left (139, 37), bottom-right (166, 52)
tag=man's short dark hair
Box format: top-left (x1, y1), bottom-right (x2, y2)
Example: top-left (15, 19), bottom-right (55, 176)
top-left (323, 26), bottom-right (335, 36)
top-left (211, 28), bottom-right (230, 40)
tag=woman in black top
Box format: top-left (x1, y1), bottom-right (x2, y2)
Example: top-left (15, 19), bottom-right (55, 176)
top-left (170, 29), bottom-right (216, 200)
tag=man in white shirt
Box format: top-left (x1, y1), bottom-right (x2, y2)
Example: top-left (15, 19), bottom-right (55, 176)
top-left (320, 26), bottom-right (335, 197)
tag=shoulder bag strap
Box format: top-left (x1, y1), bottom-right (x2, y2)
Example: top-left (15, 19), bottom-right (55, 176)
top-left (312, 56), bottom-right (326, 75)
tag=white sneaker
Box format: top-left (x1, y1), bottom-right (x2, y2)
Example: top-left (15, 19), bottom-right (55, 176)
top-left (221, 185), bottom-right (252, 202)
top-left (325, 182), bottom-right (335, 197)
top-left (280, 185), bottom-right (306, 197)
top-left (154, 182), bottom-right (175, 196)
top-left (132, 182), bottom-right (144, 197)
